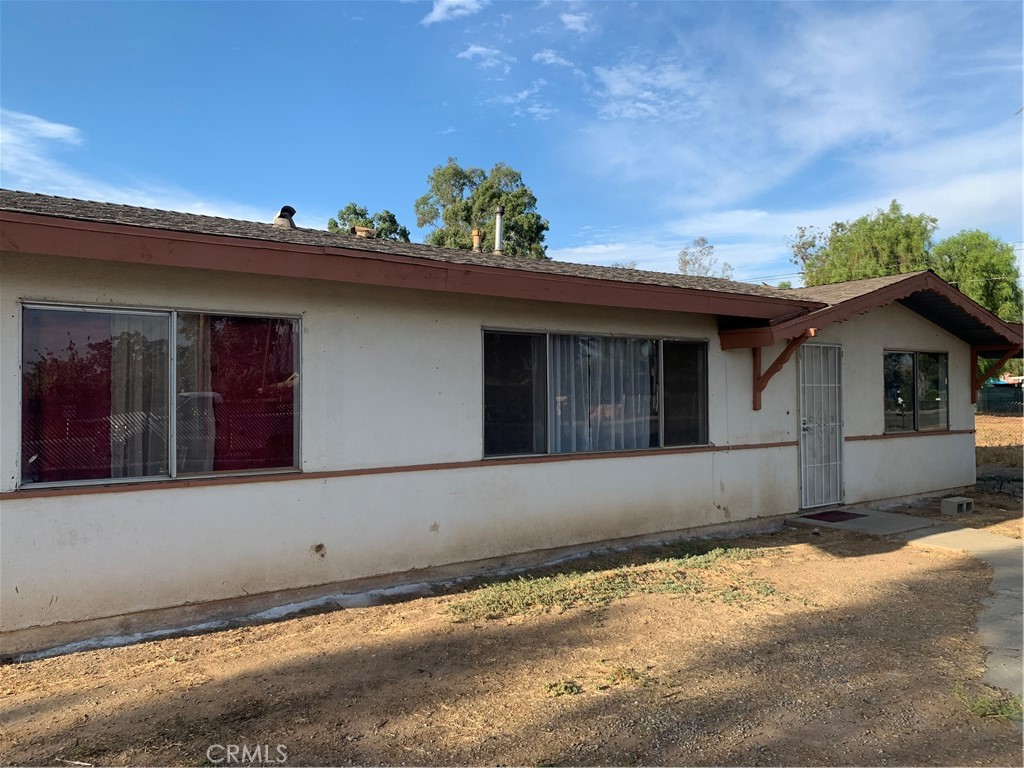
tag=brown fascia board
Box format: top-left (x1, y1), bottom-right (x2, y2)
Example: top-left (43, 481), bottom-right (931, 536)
top-left (0, 211), bottom-right (822, 321)
top-left (719, 271), bottom-right (1023, 351)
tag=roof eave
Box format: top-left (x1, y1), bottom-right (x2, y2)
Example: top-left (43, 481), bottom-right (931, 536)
top-left (720, 271), bottom-right (1023, 353)
top-left (0, 211), bottom-right (821, 321)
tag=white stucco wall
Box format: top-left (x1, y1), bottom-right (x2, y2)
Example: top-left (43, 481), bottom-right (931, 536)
top-left (0, 253), bottom-right (976, 640)
top-left (0, 448), bottom-right (796, 631)
top-left (809, 303), bottom-right (976, 502)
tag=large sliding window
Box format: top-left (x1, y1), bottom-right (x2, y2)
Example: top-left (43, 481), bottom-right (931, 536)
top-left (484, 331), bottom-right (707, 457)
top-left (21, 305), bottom-right (298, 486)
top-left (883, 350), bottom-right (948, 433)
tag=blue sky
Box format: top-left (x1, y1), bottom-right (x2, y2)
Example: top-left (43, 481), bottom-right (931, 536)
top-left (1, 0), bottom-right (1020, 284)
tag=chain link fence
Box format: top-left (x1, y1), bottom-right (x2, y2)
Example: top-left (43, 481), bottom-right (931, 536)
top-left (976, 386), bottom-right (1022, 468)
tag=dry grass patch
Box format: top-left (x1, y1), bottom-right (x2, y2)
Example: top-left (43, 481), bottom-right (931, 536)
top-left (445, 542), bottom-right (774, 621)
top-left (977, 445), bottom-right (1023, 467)
top-left (975, 413), bottom-right (1022, 467)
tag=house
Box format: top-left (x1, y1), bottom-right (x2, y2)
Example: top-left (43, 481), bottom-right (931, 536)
top-left (1, 189), bottom-right (1021, 656)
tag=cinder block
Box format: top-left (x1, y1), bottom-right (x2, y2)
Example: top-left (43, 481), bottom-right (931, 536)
top-left (941, 496), bottom-right (974, 515)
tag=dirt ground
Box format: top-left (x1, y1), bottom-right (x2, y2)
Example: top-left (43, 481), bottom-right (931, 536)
top-left (900, 487), bottom-right (1023, 540)
top-left (3, 496), bottom-right (1023, 767)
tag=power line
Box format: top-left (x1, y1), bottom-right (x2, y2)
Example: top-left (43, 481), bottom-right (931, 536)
top-left (738, 272), bottom-right (803, 282)
top-left (947, 275), bottom-right (1021, 285)
top-left (735, 272), bottom-right (1023, 287)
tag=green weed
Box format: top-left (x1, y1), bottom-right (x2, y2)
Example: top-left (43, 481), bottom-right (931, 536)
top-left (955, 682), bottom-right (1023, 719)
top-left (546, 679), bottom-right (582, 697)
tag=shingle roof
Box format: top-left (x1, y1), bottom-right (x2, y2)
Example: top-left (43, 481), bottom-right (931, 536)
top-left (790, 272), bottom-right (931, 305)
top-left (724, 269), bottom-right (1022, 354)
top-left (0, 189), bottom-right (802, 301)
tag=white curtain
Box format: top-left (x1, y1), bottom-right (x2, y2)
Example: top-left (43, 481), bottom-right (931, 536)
top-left (175, 313), bottom-right (217, 473)
top-left (550, 335), bottom-right (656, 453)
top-left (109, 314), bottom-right (169, 477)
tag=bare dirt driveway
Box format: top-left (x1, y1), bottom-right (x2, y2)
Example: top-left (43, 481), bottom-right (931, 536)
top-left (2, 492), bottom-right (1023, 767)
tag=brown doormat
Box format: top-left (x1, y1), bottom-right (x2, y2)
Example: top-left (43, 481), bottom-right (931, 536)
top-left (802, 510), bottom-right (868, 523)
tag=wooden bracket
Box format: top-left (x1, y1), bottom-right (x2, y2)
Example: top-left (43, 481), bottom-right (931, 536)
top-left (971, 344), bottom-right (1022, 404)
top-left (753, 331), bottom-right (811, 410)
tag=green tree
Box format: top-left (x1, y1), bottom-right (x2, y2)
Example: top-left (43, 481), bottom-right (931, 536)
top-left (327, 203), bottom-right (411, 242)
top-left (932, 230), bottom-right (1022, 323)
top-left (791, 202), bottom-right (1022, 376)
top-left (934, 230), bottom-right (1023, 377)
top-left (677, 237), bottom-right (733, 279)
top-left (414, 158), bottom-right (550, 259)
top-left (776, 280), bottom-right (793, 290)
top-left (792, 200), bottom-right (938, 285)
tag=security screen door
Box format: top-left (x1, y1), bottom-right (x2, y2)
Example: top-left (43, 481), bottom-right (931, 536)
top-left (799, 344), bottom-right (844, 508)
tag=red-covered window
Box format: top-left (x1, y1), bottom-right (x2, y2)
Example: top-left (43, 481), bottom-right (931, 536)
top-left (176, 314), bottom-right (297, 473)
top-left (21, 306), bottom-right (298, 486)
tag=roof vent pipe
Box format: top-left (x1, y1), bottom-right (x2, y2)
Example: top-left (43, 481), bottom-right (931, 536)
top-left (471, 229), bottom-right (482, 253)
top-left (493, 205), bottom-right (505, 255)
top-left (273, 205), bottom-right (297, 229)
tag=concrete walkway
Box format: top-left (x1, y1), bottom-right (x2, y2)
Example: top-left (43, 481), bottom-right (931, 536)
top-left (900, 524), bottom-right (1023, 698)
top-left (788, 507), bottom-right (1023, 699)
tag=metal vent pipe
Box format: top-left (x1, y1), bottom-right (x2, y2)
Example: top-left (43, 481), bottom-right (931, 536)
top-left (493, 205), bottom-right (505, 255)
top-left (273, 206), bottom-right (297, 229)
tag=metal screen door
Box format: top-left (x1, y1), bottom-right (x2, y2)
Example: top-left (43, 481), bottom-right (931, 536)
top-left (799, 344), bottom-right (844, 508)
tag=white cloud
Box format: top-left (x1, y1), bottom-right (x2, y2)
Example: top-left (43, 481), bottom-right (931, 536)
top-left (561, 117), bottom-right (1021, 280)
top-left (549, 221), bottom-right (813, 282)
top-left (1, 109), bottom-right (94, 196)
top-left (526, 103), bottom-right (558, 120)
top-left (533, 49), bottom-right (573, 67)
top-left (548, 240), bottom-right (679, 273)
top-left (591, 61), bottom-right (710, 121)
top-left (661, 126), bottom-right (1022, 281)
top-left (560, 12), bottom-right (591, 34)
top-left (494, 79), bottom-right (546, 104)
top-left (491, 81), bottom-right (557, 120)
top-left (757, 6), bottom-right (929, 154)
top-left (456, 44), bottom-right (516, 72)
top-left (569, 3), bottom-right (1009, 216)
top-left (949, 47), bottom-right (1022, 77)
top-left (0, 109), bottom-right (272, 224)
top-left (445, 3), bottom-right (1018, 282)
top-left (860, 121), bottom-right (1018, 192)
top-left (0, 110), bottom-right (82, 147)
top-left (421, 0), bottom-right (488, 26)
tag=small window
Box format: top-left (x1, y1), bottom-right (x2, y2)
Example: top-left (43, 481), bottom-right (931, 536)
top-left (883, 351), bottom-right (948, 433)
top-left (21, 305), bottom-right (298, 486)
top-left (663, 341), bottom-right (708, 446)
top-left (483, 332), bottom-right (547, 456)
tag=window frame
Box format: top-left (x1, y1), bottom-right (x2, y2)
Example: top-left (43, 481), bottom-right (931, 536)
top-left (882, 349), bottom-right (950, 434)
top-left (19, 301), bottom-right (301, 489)
top-left (481, 328), bottom-right (710, 458)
